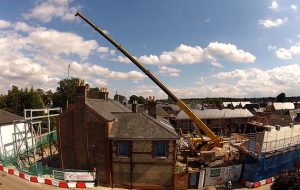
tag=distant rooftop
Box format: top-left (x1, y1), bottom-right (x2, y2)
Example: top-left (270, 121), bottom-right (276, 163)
top-left (176, 108), bottom-right (254, 120)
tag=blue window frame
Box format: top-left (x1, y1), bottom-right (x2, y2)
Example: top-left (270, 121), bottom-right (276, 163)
top-left (154, 142), bottom-right (167, 157)
top-left (118, 141), bottom-right (129, 157)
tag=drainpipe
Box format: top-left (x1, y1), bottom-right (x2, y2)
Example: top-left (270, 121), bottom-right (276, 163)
top-left (130, 141), bottom-right (133, 190)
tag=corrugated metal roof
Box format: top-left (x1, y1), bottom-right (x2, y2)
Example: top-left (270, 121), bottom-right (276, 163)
top-left (0, 109), bottom-right (23, 125)
top-left (85, 98), bottom-right (131, 121)
top-left (176, 108), bottom-right (254, 120)
top-left (273, 102), bottom-right (295, 110)
top-left (109, 112), bottom-right (178, 139)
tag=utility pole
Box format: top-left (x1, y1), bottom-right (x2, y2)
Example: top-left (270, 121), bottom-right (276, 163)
top-left (66, 63), bottom-right (70, 108)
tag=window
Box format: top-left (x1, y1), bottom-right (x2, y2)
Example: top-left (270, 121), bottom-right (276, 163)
top-left (118, 141), bottom-right (129, 157)
top-left (154, 142), bottom-right (167, 157)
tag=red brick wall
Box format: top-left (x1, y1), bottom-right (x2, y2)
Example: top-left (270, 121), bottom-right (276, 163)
top-left (57, 104), bottom-right (110, 186)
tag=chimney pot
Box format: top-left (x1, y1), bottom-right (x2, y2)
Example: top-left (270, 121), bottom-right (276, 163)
top-left (99, 87), bottom-right (109, 101)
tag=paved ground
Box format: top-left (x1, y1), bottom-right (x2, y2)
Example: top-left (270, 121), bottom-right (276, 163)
top-left (0, 171), bottom-right (58, 190)
top-left (0, 170), bottom-right (271, 190)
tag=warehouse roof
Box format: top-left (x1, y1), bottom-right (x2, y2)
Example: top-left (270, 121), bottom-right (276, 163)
top-left (0, 109), bottom-right (23, 125)
top-left (176, 108), bottom-right (254, 120)
top-left (109, 112), bottom-right (178, 140)
top-left (85, 98), bottom-right (131, 121)
top-left (273, 102), bottom-right (295, 110)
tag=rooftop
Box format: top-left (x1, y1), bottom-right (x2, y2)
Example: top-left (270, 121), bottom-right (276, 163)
top-left (109, 112), bottom-right (178, 140)
top-left (0, 109), bottom-right (23, 125)
top-left (176, 108), bottom-right (254, 120)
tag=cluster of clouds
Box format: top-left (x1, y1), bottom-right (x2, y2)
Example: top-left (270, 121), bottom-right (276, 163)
top-left (128, 64), bottom-right (300, 99)
top-left (0, 18), bottom-right (146, 93)
top-left (23, 0), bottom-right (78, 23)
top-left (1, 0), bottom-right (299, 99)
top-left (259, 1), bottom-right (297, 28)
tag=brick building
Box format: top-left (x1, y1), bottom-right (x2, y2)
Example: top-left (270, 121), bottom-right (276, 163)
top-left (57, 86), bottom-right (178, 189)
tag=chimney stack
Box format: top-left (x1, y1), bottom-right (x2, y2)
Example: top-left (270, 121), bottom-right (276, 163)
top-left (132, 100), bottom-right (138, 113)
top-left (99, 87), bottom-right (109, 101)
top-left (76, 85), bottom-right (87, 103)
top-left (147, 96), bottom-right (157, 118)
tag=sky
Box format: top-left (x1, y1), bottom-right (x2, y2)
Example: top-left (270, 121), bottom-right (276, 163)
top-left (0, 0), bottom-right (300, 99)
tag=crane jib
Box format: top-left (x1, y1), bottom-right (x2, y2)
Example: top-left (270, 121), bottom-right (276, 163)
top-left (75, 11), bottom-right (222, 148)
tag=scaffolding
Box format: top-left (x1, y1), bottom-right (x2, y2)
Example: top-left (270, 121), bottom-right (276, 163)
top-left (4, 108), bottom-right (62, 175)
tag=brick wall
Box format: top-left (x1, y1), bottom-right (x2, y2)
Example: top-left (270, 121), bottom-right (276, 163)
top-left (112, 140), bottom-right (175, 189)
top-left (57, 104), bottom-right (110, 186)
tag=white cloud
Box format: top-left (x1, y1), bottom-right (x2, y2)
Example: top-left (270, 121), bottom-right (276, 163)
top-left (267, 45), bottom-right (277, 51)
top-left (269, 1), bottom-right (279, 10)
top-left (291, 4), bottom-right (298, 10)
top-left (23, 0), bottom-right (78, 23)
top-left (206, 42), bottom-right (256, 63)
top-left (139, 44), bottom-right (205, 65)
top-left (212, 64), bottom-right (300, 97)
top-left (138, 43), bottom-right (255, 67)
top-left (158, 66), bottom-right (181, 77)
top-left (28, 29), bottom-right (98, 59)
top-left (275, 42), bottom-right (300, 60)
top-left (97, 46), bottom-right (109, 53)
top-left (0, 20), bottom-right (11, 29)
top-left (0, 20), bottom-right (146, 93)
top-left (117, 64), bottom-right (300, 99)
top-left (276, 48), bottom-right (292, 59)
top-left (258, 17), bottom-right (288, 28)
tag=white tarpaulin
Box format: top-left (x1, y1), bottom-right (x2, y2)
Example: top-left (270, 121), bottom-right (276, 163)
top-left (204, 164), bottom-right (242, 186)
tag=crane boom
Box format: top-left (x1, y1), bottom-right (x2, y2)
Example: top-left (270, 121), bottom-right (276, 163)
top-left (75, 12), bottom-right (222, 148)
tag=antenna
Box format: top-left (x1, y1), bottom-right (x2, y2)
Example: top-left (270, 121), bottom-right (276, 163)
top-left (67, 63), bottom-right (71, 79)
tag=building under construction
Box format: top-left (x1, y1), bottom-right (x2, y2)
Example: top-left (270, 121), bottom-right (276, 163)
top-left (232, 121), bottom-right (300, 183)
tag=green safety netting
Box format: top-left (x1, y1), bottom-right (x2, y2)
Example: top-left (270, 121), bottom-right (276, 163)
top-left (0, 132), bottom-right (58, 176)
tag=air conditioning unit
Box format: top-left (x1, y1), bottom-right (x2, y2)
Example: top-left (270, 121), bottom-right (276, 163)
top-left (290, 123), bottom-right (294, 128)
top-left (275, 125), bottom-right (281, 131)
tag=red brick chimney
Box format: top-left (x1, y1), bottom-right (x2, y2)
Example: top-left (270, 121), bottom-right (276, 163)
top-left (99, 87), bottom-right (109, 101)
top-left (76, 85), bottom-right (87, 103)
top-left (147, 96), bottom-right (157, 118)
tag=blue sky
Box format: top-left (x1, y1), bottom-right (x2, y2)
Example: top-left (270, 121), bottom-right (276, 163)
top-left (0, 0), bottom-right (300, 98)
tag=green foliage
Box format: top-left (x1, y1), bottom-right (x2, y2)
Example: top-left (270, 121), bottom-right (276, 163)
top-left (129, 95), bottom-right (145, 104)
top-left (0, 86), bottom-right (44, 116)
top-left (275, 92), bottom-right (286, 102)
top-left (53, 78), bottom-right (85, 109)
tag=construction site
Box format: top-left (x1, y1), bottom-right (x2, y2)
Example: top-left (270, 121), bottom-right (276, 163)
top-left (1, 10), bottom-right (300, 190)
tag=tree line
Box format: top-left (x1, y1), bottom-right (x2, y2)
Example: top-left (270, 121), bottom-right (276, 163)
top-left (0, 77), bottom-right (147, 116)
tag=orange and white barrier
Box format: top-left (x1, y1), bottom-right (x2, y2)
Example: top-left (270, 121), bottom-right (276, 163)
top-left (0, 164), bottom-right (95, 188)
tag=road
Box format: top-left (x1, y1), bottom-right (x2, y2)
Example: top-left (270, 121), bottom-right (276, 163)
top-left (0, 171), bottom-right (58, 190)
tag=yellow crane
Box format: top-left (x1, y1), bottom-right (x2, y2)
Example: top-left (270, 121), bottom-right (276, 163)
top-left (75, 12), bottom-right (223, 150)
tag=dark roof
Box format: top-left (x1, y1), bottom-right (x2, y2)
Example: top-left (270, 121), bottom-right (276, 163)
top-left (85, 98), bottom-right (131, 121)
top-left (109, 112), bottom-right (179, 140)
top-left (0, 109), bottom-right (23, 125)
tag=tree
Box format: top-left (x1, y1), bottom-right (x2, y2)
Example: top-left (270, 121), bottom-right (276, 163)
top-left (129, 95), bottom-right (145, 104)
top-left (53, 78), bottom-right (85, 109)
top-left (275, 93), bottom-right (286, 102)
top-left (0, 86), bottom-right (44, 116)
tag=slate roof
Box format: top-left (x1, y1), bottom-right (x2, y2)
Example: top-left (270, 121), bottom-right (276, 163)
top-left (273, 102), bottom-right (295, 110)
top-left (109, 112), bottom-right (178, 140)
top-left (85, 98), bottom-right (131, 121)
top-left (0, 109), bottom-right (23, 125)
top-left (176, 108), bottom-right (254, 120)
